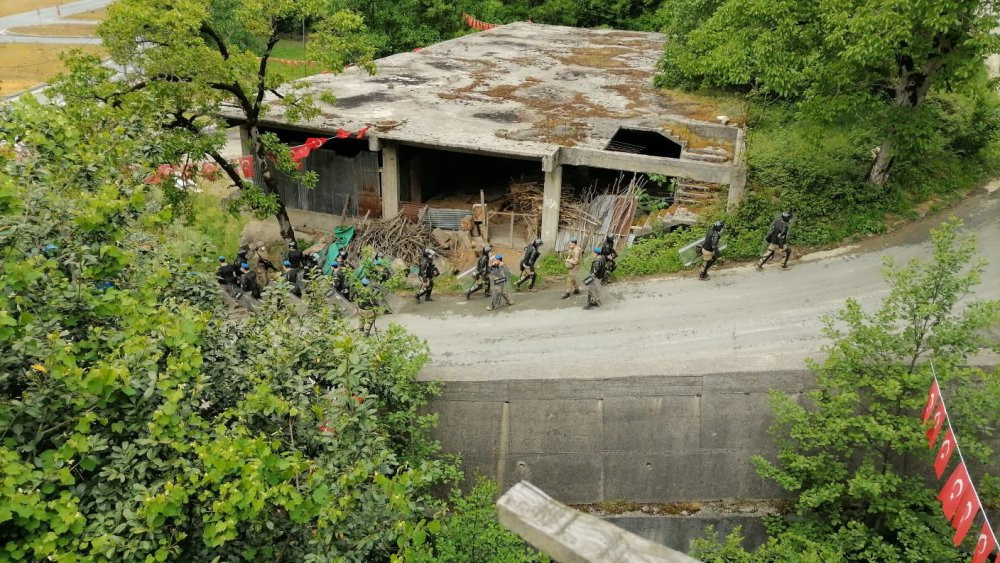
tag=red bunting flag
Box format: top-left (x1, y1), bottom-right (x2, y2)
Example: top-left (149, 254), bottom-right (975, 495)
top-left (356, 126), bottom-right (370, 139)
top-left (972, 523), bottom-right (997, 563)
top-left (304, 137), bottom-right (329, 150)
top-left (237, 155), bottom-right (254, 178)
top-left (200, 162), bottom-right (220, 180)
top-left (952, 488), bottom-right (981, 546)
top-left (336, 128), bottom-right (350, 139)
top-left (934, 428), bottom-right (956, 479)
top-left (939, 463), bottom-right (972, 521)
top-left (923, 380), bottom-right (941, 423)
top-left (927, 400), bottom-right (946, 448)
top-left (290, 144), bottom-right (310, 161)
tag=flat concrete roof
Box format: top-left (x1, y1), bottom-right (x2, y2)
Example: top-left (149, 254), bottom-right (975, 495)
top-left (255, 22), bottom-right (738, 160)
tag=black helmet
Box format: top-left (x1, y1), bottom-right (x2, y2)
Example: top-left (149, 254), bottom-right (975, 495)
top-left (423, 248), bottom-right (435, 258)
top-left (713, 221), bottom-right (725, 231)
top-left (287, 241), bottom-right (296, 249)
top-left (605, 234), bottom-right (615, 243)
top-left (533, 238), bottom-right (543, 247)
top-left (482, 245), bottom-right (492, 255)
top-left (375, 252), bottom-right (384, 260)
top-left (781, 211), bottom-right (792, 221)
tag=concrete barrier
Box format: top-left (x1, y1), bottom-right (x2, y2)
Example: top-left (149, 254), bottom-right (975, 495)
top-left (426, 370), bottom-right (815, 504)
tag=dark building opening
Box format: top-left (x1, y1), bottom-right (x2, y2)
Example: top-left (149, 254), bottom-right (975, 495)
top-left (605, 127), bottom-right (682, 159)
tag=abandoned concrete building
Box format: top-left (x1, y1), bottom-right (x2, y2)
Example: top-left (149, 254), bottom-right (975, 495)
top-left (233, 22), bottom-right (746, 252)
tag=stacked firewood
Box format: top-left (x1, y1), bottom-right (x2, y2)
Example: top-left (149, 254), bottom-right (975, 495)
top-left (508, 181), bottom-right (597, 226)
top-left (346, 215), bottom-right (443, 264)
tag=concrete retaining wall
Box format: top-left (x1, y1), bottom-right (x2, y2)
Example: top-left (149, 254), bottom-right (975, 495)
top-left (426, 370), bottom-right (815, 504)
top-left (607, 514), bottom-right (768, 554)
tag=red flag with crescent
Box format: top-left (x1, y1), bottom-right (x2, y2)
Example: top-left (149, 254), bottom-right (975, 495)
top-left (922, 380), bottom-right (940, 423)
top-left (336, 128), bottom-right (351, 138)
top-left (934, 428), bottom-right (956, 479)
top-left (238, 155), bottom-right (254, 178)
top-left (304, 137), bottom-right (329, 150)
top-left (938, 463), bottom-right (971, 520)
top-left (952, 488), bottom-right (981, 546)
top-left (927, 401), bottom-right (946, 448)
top-left (356, 126), bottom-right (370, 138)
top-left (972, 523), bottom-right (997, 563)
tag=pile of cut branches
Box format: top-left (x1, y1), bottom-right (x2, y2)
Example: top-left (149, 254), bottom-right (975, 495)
top-left (346, 215), bottom-right (442, 264)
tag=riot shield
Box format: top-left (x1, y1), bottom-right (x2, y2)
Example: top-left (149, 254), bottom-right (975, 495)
top-left (679, 237), bottom-right (705, 267)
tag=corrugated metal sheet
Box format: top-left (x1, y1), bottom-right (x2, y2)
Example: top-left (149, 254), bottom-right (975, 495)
top-left (270, 149), bottom-right (382, 216)
top-left (554, 193), bottom-right (637, 252)
top-left (421, 207), bottom-right (470, 230)
top-left (356, 152), bottom-right (382, 218)
top-left (399, 202), bottom-right (426, 223)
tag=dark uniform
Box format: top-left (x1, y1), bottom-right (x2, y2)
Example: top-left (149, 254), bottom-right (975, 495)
top-left (465, 246), bottom-right (493, 299)
top-left (585, 249), bottom-right (606, 310)
top-left (600, 235), bottom-right (618, 284)
top-left (515, 239), bottom-right (543, 290)
top-left (331, 265), bottom-right (349, 300)
top-left (217, 258), bottom-right (239, 287)
top-left (286, 243), bottom-right (303, 269)
top-left (238, 268), bottom-right (261, 300)
top-left (699, 222), bottom-right (725, 280)
top-left (758, 212), bottom-right (792, 270)
top-left (282, 265), bottom-right (302, 297)
top-left (415, 250), bottom-right (439, 303)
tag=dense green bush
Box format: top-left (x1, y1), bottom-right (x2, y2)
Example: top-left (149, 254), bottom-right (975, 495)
top-left (615, 227), bottom-right (701, 277)
top-left (398, 480), bottom-right (548, 562)
top-left (0, 93), bottom-right (474, 561)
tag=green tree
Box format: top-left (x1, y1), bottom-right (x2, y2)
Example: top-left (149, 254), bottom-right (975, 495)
top-left (92, 0), bottom-right (376, 244)
top-left (0, 97), bottom-right (461, 560)
top-left (705, 220), bottom-right (1000, 561)
top-left (658, 0), bottom-right (1000, 186)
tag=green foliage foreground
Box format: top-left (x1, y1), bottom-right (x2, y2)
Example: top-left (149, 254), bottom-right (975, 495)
top-left (692, 221), bottom-right (1000, 561)
top-left (0, 93), bottom-right (538, 562)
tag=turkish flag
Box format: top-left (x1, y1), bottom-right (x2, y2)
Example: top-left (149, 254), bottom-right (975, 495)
top-left (938, 463), bottom-right (971, 520)
top-left (952, 488), bottom-right (981, 546)
top-left (290, 144), bottom-right (310, 161)
top-left (927, 401), bottom-right (946, 448)
top-left (934, 428), bottom-right (956, 479)
top-left (237, 155), bottom-right (254, 178)
top-left (922, 380), bottom-right (941, 423)
top-left (200, 162), bottom-right (219, 180)
top-left (356, 126), bottom-right (370, 139)
top-left (336, 128), bottom-right (350, 139)
top-left (972, 523), bottom-right (998, 563)
top-left (304, 137), bottom-right (329, 150)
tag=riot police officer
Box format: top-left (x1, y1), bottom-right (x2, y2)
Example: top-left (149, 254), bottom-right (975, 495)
top-left (487, 254), bottom-right (513, 311)
top-left (465, 245), bottom-right (493, 299)
top-left (237, 262), bottom-right (261, 300)
top-left (285, 241), bottom-right (303, 269)
top-left (699, 221), bottom-right (725, 280)
top-left (600, 234), bottom-right (618, 284)
top-left (515, 238), bottom-right (543, 291)
top-left (758, 211), bottom-right (793, 270)
top-left (415, 248), bottom-right (439, 303)
top-left (585, 247), bottom-right (606, 310)
top-left (281, 260), bottom-right (302, 297)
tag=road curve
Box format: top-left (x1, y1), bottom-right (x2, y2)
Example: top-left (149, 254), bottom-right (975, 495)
top-left (389, 186), bottom-right (1000, 382)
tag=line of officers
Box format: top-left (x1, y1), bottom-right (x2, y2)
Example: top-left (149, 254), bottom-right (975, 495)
top-left (452, 233), bottom-right (620, 311)
top-left (215, 241), bottom-right (394, 333)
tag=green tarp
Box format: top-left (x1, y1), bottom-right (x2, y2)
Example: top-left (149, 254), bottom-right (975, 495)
top-left (321, 225), bottom-right (355, 274)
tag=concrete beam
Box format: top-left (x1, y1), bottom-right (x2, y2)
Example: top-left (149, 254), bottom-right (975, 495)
top-left (560, 147), bottom-right (736, 185)
top-left (381, 142), bottom-right (401, 219)
top-left (541, 165), bottom-right (563, 248)
top-left (497, 481), bottom-right (701, 563)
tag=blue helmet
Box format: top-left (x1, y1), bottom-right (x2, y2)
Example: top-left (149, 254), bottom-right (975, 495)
top-left (495, 254), bottom-right (503, 260)
top-left (241, 262), bottom-right (250, 270)
top-left (218, 255), bottom-right (226, 261)
top-left (282, 260), bottom-right (291, 267)
top-left (42, 243), bottom-right (58, 254)
top-left (361, 277), bottom-right (370, 286)
top-left (593, 246), bottom-right (602, 253)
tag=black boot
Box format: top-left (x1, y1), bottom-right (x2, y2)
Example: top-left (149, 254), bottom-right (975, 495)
top-left (561, 292), bottom-right (571, 299)
top-left (757, 251), bottom-right (774, 270)
top-left (781, 250), bottom-right (791, 269)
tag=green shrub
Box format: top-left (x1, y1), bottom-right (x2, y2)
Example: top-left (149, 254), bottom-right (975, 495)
top-left (399, 479), bottom-right (549, 562)
top-left (615, 227), bottom-right (702, 277)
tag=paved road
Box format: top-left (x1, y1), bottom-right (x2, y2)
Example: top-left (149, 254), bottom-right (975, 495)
top-left (389, 186), bottom-right (1000, 382)
top-left (0, 0), bottom-right (110, 43)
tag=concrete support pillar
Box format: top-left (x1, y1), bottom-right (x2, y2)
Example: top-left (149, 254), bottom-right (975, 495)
top-left (238, 125), bottom-right (252, 155)
top-left (381, 142), bottom-right (401, 219)
top-left (541, 165), bottom-right (562, 248)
